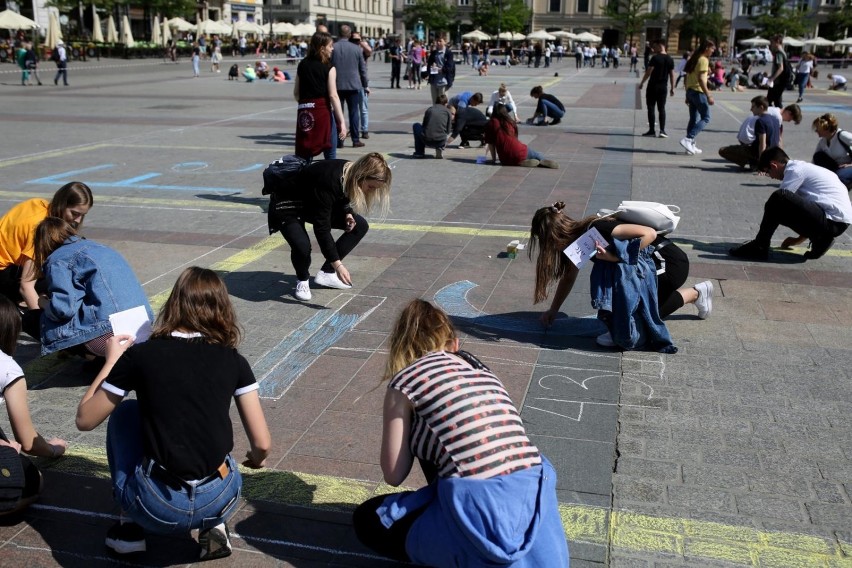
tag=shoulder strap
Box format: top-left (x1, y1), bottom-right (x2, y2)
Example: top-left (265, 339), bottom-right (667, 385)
top-left (837, 130), bottom-right (852, 158)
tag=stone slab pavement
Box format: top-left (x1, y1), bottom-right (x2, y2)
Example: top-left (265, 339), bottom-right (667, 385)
top-left (0, 53), bottom-right (850, 567)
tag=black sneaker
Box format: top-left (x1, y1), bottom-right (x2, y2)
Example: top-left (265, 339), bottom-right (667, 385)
top-left (729, 240), bottom-right (769, 260)
top-left (658, 130), bottom-right (668, 138)
top-left (105, 521), bottom-right (146, 554)
top-left (804, 236), bottom-right (835, 260)
top-left (459, 141), bottom-right (471, 148)
top-left (199, 523), bottom-right (232, 561)
top-left (641, 130), bottom-right (656, 137)
top-left (549, 117), bottom-right (561, 126)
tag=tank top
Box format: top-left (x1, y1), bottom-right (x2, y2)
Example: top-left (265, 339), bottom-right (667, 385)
top-left (297, 57), bottom-right (330, 100)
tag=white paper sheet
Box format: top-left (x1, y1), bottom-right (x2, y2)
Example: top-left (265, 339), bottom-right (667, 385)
top-left (109, 306), bottom-right (152, 343)
top-left (563, 227), bottom-right (608, 269)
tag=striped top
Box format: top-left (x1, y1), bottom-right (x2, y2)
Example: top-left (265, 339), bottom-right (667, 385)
top-left (389, 350), bottom-right (541, 479)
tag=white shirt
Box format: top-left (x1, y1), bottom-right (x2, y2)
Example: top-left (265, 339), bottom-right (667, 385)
top-left (486, 90), bottom-right (519, 121)
top-left (832, 74), bottom-right (847, 86)
top-left (0, 352), bottom-right (24, 399)
top-left (781, 160), bottom-right (852, 223)
top-left (815, 129), bottom-right (852, 167)
top-left (736, 107), bottom-right (781, 145)
top-left (797, 59), bottom-right (814, 74)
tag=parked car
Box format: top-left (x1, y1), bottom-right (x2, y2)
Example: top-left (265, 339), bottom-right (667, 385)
top-left (738, 47), bottom-right (771, 65)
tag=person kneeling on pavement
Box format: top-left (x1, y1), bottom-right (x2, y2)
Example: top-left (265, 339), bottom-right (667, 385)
top-left (717, 96), bottom-right (798, 171)
top-left (729, 147), bottom-right (852, 261)
top-left (446, 97), bottom-right (488, 148)
top-left (412, 94), bottom-right (452, 159)
top-left (529, 85), bottom-right (565, 126)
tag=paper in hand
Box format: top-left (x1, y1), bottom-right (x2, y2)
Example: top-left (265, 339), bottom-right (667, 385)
top-left (109, 306), bottom-right (153, 343)
top-left (563, 227), bottom-right (608, 269)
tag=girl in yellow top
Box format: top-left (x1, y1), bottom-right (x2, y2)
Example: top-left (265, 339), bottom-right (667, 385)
top-left (679, 40), bottom-right (715, 156)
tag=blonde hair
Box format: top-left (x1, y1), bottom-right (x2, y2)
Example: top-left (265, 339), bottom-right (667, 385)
top-left (498, 83), bottom-right (508, 95)
top-left (152, 267), bottom-right (242, 348)
top-left (812, 113), bottom-right (838, 134)
top-left (528, 202), bottom-right (598, 304)
top-left (384, 299), bottom-right (456, 381)
top-left (342, 152), bottom-right (392, 218)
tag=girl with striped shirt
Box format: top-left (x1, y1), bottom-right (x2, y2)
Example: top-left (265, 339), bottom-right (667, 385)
top-left (353, 299), bottom-right (569, 566)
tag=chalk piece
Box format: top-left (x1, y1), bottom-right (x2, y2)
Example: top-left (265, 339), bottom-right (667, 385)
top-left (476, 156), bottom-right (487, 164)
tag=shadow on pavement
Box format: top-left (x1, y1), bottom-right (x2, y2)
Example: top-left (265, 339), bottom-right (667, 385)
top-left (196, 192), bottom-right (269, 211)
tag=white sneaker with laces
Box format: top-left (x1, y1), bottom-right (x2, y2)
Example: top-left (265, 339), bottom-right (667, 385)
top-left (294, 280), bottom-right (311, 301)
top-left (694, 280), bottom-right (713, 319)
top-left (596, 331), bottom-right (616, 348)
top-left (693, 144), bottom-right (703, 154)
top-left (314, 270), bottom-right (352, 289)
top-left (679, 137), bottom-right (696, 155)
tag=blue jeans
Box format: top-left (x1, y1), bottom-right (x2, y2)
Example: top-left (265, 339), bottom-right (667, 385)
top-left (796, 72), bottom-right (809, 99)
top-left (359, 88), bottom-right (369, 133)
top-left (685, 89), bottom-right (711, 140)
top-left (323, 113), bottom-right (337, 160)
top-left (107, 400), bottom-right (242, 535)
top-left (539, 99), bottom-right (564, 120)
top-left (412, 123), bottom-right (444, 155)
top-left (338, 89), bottom-right (362, 143)
top-left (527, 147), bottom-right (544, 161)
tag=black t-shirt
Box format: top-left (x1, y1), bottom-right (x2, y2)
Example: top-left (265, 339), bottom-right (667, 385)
top-left (648, 53), bottom-right (674, 87)
top-left (453, 106), bottom-right (488, 137)
top-left (297, 56), bottom-right (331, 100)
top-left (753, 113), bottom-right (781, 149)
top-left (102, 336), bottom-right (257, 480)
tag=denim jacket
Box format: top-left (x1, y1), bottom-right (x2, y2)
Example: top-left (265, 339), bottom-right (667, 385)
top-left (41, 237), bottom-right (152, 355)
top-left (589, 237), bottom-right (676, 353)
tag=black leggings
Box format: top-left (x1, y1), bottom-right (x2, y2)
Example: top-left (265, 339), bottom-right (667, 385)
top-left (353, 493), bottom-right (427, 562)
top-left (656, 243), bottom-right (689, 318)
top-left (646, 86), bottom-right (668, 133)
top-left (278, 214), bottom-right (369, 281)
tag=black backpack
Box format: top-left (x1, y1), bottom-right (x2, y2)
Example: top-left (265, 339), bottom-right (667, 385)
top-left (50, 48), bottom-right (60, 63)
top-left (261, 155), bottom-right (310, 196)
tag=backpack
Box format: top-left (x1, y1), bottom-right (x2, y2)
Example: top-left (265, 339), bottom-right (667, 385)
top-left (597, 201), bottom-right (681, 235)
top-left (261, 154), bottom-right (310, 196)
top-left (50, 48), bottom-right (60, 63)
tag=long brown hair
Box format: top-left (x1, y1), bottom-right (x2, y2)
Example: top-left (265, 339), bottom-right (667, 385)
top-left (684, 40), bottom-right (715, 74)
top-left (307, 31), bottom-right (333, 65)
top-left (48, 181), bottom-right (93, 221)
top-left (529, 201), bottom-right (598, 304)
top-left (384, 299), bottom-right (456, 381)
top-left (342, 152), bottom-right (392, 218)
top-left (33, 217), bottom-right (77, 279)
top-left (491, 103), bottom-right (517, 137)
top-left (152, 267), bottom-right (242, 348)
top-left (0, 296), bottom-right (21, 357)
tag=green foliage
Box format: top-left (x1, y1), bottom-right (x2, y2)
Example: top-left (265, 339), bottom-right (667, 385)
top-left (402, 0), bottom-right (458, 33)
top-left (676, 0), bottom-right (724, 45)
top-left (604, 0), bottom-right (656, 43)
top-left (826, 0), bottom-right (852, 39)
top-left (748, 0), bottom-right (809, 38)
top-left (45, 0), bottom-right (195, 19)
top-left (470, 0), bottom-right (531, 34)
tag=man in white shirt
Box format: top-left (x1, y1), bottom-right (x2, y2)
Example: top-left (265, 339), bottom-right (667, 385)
top-left (827, 73), bottom-right (847, 91)
top-left (729, 147), bottom-right (852, 260)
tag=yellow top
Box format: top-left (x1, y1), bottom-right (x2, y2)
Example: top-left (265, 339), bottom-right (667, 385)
top-left (686, 56), bottom-right (709, 93)
top-left (0, 198), bottom-right (49, 268)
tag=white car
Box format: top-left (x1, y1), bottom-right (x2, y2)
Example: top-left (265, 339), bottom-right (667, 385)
top-left (738, 47), bottom-right (771, 65)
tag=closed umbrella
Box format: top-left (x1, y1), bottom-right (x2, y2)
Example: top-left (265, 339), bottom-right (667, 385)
top-left (121, 14), bottom-right (134, 47)
top-left (161, 18), bottom-right (171, 46)
top-left (0, 9), bottom-right (38, 30)
top-left (106, 14), bottom-right (118, 43)
top-left (91, 8), bottom-right (104, 43)
top-left (152, 16), bottom-right (161, 45)
top-left (45, 11), bottom-right (62, 50)
top-left (462, 29), bottom-right (491, 41)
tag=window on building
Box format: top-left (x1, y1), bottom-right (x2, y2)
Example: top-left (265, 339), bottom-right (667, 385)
top-left (549, 0), bottom-right (561, 12)
top-left (650, 0), bottom-right (663, 11)
top-left (459, 0), bottom-right (470, 5)
top-left (577, 0), bottom-right (589, 12)
top-left (739, 1), bottom-right (755, 15)
top-left (795, 0), bottom-right (809, 10)
top-left (823, 0), bottom-right (837, 5)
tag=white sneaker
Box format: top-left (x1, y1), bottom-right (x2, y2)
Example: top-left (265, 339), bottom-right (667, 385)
top-left (694, 280), bottom-right (713, 319)
top-left (679, 137), bottom-right (696, 155)
top-left (314, 270), bottom-right (352, 289)
top-left (596, 331), bottom-right (616, 347)
top-left (692, 144), bottom-right (703, 154)
top-left (294, 280), bottom-right (311, 301)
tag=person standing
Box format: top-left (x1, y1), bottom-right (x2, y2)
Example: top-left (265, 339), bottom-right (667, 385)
top-left (427, 36), bottom-right (455, 104)
top-left (351, 31), bottom-right (373, 140)
top-left (407, 39), bottom-right (425, 90)
top-left (24, 42), bottom-right (42, 85)
top-left (52, 40), bottom-right (68, 86)
top-left (679, 40), bottom-right (715, 156)
top-left (191, 44), bottom-right (201, 77)
top-left (795, 52), bottom-right (815, 102)
top-left (638, 39), bottom-right (675, 138)
top-left (767, 35), bottom-right (791, 108)
top-left (332, 25), bottom-right (368, 148)
top-left (294, 31), bottom-right (347, 160)
top-left (388, 38), bottom-right (403, 89)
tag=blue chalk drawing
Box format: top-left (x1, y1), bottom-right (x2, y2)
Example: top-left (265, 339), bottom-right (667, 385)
top-left (27, 164), bottom-right (252, 193)
top-left (433, 280), bottom-right (605, 337)
top-left (171, 162), bottom-right (264, 173)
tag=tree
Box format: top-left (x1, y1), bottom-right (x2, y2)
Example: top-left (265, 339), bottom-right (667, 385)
top-left (748, 0), bottom-right (810, 38)
top-left (826, 0), bottom-right (852, 39)
top-left (403, 0), bottom-right (458, 35)
top-left (470, 0), bottom-right (531, 34)
top-left (676, 0), bottom-right (724, 46)
top-left (604, 0), bottom-right (657, 44)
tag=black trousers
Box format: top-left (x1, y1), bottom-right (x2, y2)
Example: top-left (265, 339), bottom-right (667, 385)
top-left (460, 124), bottom-right (486, 144)
top-left (278, 214), bottom-right (368, 281)
top-left (755, 189), bottom-right (849, 247)
top-left (655, 243), bottom-right (689, 318)
top-left (767, 79), bottom-right (786, 108)
top-left (391, 61), bottom-right (401, 87)
top-left (645, 85), bottom-right (668, 132)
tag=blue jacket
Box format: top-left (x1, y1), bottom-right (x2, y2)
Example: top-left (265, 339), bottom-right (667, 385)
top-left (377, 456), bottom-right (569, 567)
top-left (589, 237), bottom-right (676, 353)
top-left (40, 237), bottom-right (152, 355)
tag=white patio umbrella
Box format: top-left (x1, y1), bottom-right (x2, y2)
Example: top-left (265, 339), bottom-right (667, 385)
top-left (0, 9), bottom-right (38, 30)
top-left (575, 31), bottom-right (601, 42)
top-left (121, 14), bottom-right (134, 46)
top-left (152, 16), bottom-right (161, 45)
top-left (551, 30), bottom-right (578, 40)
top-left (834, 37), bottom-right (852, 46)
top-left (232, 20), bottom-right (264, 36)
top-left (106, 14), bottom-right (118, 43)
top-left (527, 30), bottom-right (556, 41)
top-left (168, 17), bottom-right (195, 32)
top-left (739, 36), bottom-right (770, 46)
top-left (272, 22), bottom-right (295, 35)
top-left (198, 19), bottom-right (231, 36)
top-left (161, 18), bottom-right (171, 46)
top-left (290, 22), bottom-right (316, 36)
top-left (45, 11), bottom-right (62, 50)
top-left (462, 29), bottom-right (491, 41)
top-left (803, 36), bottom-right (835, 47)
top-left (494, 31), bottom-right (525, 41)
top-left (91, 8), bottom-right (104, 43)
top-left (782, 37), bottom-right (804, 47)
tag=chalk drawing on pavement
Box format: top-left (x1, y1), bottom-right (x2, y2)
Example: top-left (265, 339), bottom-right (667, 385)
top-left (27, 164), bottom-right (252, 193)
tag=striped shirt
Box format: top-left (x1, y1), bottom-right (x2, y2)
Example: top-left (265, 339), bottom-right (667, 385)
top-left (389, 350), bottom-right (541, 479)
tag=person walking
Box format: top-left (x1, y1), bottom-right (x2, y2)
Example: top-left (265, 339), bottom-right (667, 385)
top-left (638, 39), bottom-right (675, 138)
top-left (23, 42), bottom-right (42, 86)
top-left (679, 40), bottom-right (715, 156)
top-left (351, 31), bottom-right (372, 140)
top-left (795, 52), bottom-right (815, 102)
top-left (388, 38), bottom-right (403, 89)
top-left (76, 267), bottom-right (271, 559)
top-left (767, 35), bottom-right (791, 108)
top-left (52, 40), bottom-right (68, 86)
top-left (407, 39), bottom-right (425, 90)
top-left (332, 25), bottom-right (368, 148)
